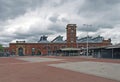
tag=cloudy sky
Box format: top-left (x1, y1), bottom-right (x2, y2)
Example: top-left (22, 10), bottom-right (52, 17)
top-left (0, 0), bottom-right (120, 47)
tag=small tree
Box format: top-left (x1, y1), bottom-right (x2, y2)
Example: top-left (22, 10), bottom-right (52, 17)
top-left (0, 44), bottom-right (4, 52)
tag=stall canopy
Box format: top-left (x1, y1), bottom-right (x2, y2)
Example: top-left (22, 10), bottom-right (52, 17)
top-left (106, 43), bottom-right (120, 49)
top-left (60, 48), bottom-right (80, 51)
top-left (60, 48), bottom-right (80, 56)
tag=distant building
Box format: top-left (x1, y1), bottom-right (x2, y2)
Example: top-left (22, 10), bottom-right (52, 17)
top-left (8, 24), bottom-right (111, 56)
top-left (89, 43), bottom-right (120, 59)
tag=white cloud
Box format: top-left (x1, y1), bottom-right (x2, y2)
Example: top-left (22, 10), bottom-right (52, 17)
top-left (0, 0), bottom-right (120, 47)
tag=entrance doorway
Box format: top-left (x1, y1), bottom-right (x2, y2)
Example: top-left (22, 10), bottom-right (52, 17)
top-left (18, 47), bottom-right (24, 56)
top-left (37, 50), bottom-right (41, 56)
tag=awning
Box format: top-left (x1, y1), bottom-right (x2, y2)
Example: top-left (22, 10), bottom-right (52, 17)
top-left (106, 43), bottom-right (120, 49)
top-left (82, 46), bottom-right (106, 50)
top-left (60, 48), bottom-right (80, 51)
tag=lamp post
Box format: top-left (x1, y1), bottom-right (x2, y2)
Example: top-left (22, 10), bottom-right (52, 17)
top-left (83, 24), bottom-right (92, 56)
top-left (87, 31), bottom-right (88, 56)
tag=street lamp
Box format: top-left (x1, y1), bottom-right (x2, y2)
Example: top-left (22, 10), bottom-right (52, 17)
top-left (83, 24), bottom-right (92, 56)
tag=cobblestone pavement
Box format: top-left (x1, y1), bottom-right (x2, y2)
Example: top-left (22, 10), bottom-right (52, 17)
top-left (0, 56), bottom-right (120, 82)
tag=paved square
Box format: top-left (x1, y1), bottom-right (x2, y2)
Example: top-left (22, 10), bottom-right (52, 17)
top-left (0, 56), bottom-right (119, 82)
top-left (17, 57), bottom-right (63, 62)
top-left (49, 61), bottom-right (120, 81)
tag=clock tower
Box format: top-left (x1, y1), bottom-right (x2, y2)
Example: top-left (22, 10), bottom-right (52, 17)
top-left (66, 24), bottom-right (77, 48)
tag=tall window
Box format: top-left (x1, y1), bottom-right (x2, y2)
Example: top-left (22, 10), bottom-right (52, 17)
top-left (32, 48), bottom-right (35, 52)
top-left (32, 48), bottom-right (35, 55)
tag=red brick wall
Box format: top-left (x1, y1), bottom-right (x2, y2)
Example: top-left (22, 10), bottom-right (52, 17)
top-left (9, 40), bottom-right (111, 56)
top-left (9, 43), bottom-right (67, 56)
top-left (66, 24), bottom-right (77, 48)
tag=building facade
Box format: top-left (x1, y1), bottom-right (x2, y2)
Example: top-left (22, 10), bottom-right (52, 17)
top-left (8, 24), bottom-right (112, 56)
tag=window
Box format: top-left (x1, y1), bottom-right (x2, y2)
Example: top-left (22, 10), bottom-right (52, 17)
top-left (32, 48), bottom-right (35, 55)
top-left (32, 48), bottom-right (35, 52)
top-left (71, 30), bottom-right (74, 33)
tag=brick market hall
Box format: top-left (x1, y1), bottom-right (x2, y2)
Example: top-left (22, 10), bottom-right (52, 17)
top-left (6, 24), bottom-right (111, 56)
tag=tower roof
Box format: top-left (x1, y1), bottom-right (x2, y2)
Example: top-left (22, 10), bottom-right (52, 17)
top-left (66, 24), bottom-right (77, 29)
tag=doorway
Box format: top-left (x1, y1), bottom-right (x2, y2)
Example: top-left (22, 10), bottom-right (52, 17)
top-left (18, 47), bottom-right (24, 56)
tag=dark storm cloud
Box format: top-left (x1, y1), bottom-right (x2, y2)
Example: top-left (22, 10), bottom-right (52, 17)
top-left (78, 0), bottom-right (120, 14)
top-left (0, 38), bottom-right (12, 43)
top-left (0, 35), bottom-right (15, 44)
top-left (48, 13), bottom-right (69, 32)
top-left (50, 0), bottom-right (68, 7)
top-left (0, 0), bottom-right (69, 21)
top-left (78, 0), bottom-right (120, 21)
top-left (78, 25), bottom-right (98, 32)
top-left (13, 29), bottom-right (54, 41)
top-left (78, 24), bottom-right (114, 32)
top-left (77, 0), bottom-right (120, 32)
top-left (61, 18), bottom-right (69, 22)
top-left (49, 14), bottom-right (59, 23)
top-left (0, 0), bottom-right (44, 21)
top-left (49, 13), bottom-right (69, 23)
top-left (0, 21), bottom-right (9, 31)
top-left (48, 24), bottom-right (65, 33)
